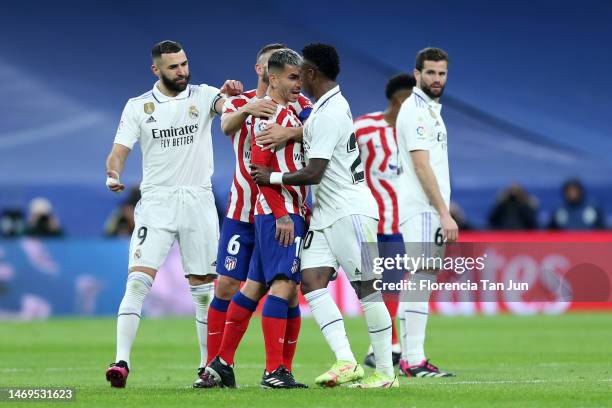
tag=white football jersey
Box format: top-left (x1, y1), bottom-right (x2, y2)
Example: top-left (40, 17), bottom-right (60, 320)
top-left (396, 87), bottom-right (451, 219)
top-left (302, 85), bottom-right (378, 230)
top-left (114, 82), bottom-right (221, 193)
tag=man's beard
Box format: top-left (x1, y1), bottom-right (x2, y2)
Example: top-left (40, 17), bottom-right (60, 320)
top-left (161, 72), bottom-right (190, 93)
top-left (422, 83), bottom-right (445, 100)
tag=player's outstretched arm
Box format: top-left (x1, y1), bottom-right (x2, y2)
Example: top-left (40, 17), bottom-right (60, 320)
top-left (105, 143), bottom-right (130, 193)
top-left (213, 80), bottom-right (244, 117)
top-left (250, 159), bottom-right (328, 187)
top-left (255, 123), bottom-right (303, 151)
top-left (411, 150), bottom-right (458, 242)
top-left (221, 99), bottom-right (278, 135)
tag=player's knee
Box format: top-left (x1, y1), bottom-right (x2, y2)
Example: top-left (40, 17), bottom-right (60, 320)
top-left (128, 267), bottom-right (156, 280)
top-left (269, 276), bottom-right (295, 299)
top-left (187, 274), bottom-right (216, 286)
top-left (215, 275), bottom-right (241, 300)
top-left (241, 279), bottom-right (267, 301)
top-left (351, 279), bottom-right (378, 300)
top-left (300, 268), bottom-right (331, 295)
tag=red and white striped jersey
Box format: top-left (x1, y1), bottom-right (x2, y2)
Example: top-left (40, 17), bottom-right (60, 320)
top-left (222, 90), bottom-right (312, 223)
top-left (354, 112), bottom-right (407, 234)
top-left (251, 102), bottom-right (308, 218)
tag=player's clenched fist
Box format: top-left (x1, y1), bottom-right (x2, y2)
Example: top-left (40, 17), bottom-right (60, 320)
top-left (249, 163), bottom-right (271, 185)
top-left (219, 80), bottom-right (244, 96)
top-left (106, 170), bottom-right (125, 193)
top-left (275, 215), bottom-right (295, 247)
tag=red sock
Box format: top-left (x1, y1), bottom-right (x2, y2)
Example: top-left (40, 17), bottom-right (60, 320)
top-left (384, 297), bottom-right (399, 345)
top-left (218, 293), bottom-right (257, 365)
top-left (206, 298), bottom-right (229, 365)
top-left (283, 314), bottom-right (301, 371)
top-left (262, 295), bottom-right (288, 372)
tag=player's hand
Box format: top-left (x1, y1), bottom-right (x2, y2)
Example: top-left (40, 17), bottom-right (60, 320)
top-left (106, 170), bottom-right (125, 193)
top-left (243, 99), bottom-right (277, 118)
top-left (220, 80), bottom-right (243, 96)
top-left (250, 164), bottom-right (272, 185)
top-left (275, 215), bottom-right (295, 247)
top-left (255, 123), bottom-right (291, 150)
top-left (440, 213), bottom-right (459, 243)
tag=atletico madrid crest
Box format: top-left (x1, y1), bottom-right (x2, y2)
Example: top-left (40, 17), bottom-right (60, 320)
top-left (224, 256), bottom-right (238, 271)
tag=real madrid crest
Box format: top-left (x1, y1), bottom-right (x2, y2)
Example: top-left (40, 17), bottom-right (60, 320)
top-left (428, 107), bottom-right (437, 119)
top-left (144, 102), bottom-right (155, 115)
top-left (189, 105), bottom-right (199, 119)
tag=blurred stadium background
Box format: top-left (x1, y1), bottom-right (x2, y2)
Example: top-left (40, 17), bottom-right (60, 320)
top-left (1, 0), bottom-right (611, 318)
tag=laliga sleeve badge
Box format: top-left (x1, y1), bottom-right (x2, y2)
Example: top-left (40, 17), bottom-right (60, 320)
top-left (189, 105), bottom-right (200, 119)
top-left (144, 102), bottom-right (155, 115)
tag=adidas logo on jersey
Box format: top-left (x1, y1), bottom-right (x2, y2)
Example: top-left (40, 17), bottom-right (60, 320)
top-left (146, 116), bottom-right (156, 123)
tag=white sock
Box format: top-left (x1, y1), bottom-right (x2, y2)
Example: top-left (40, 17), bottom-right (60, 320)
top-left (304, 288), bottom-right (356, 363)
top-left (360, 291), bottom-right (393, 377)
top-left (400, 271), bottom-right (434, 366)
top-left (116, 272), bottom-right (153, 368)
top-left (398, 306), bottom-right (408, 360)
top-left (190, 283), bottom-right (214, 368)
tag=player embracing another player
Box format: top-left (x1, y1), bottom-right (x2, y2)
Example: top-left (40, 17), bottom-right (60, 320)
top-left (252, 43), bottom-right (398, 389)
top-left (203, 48), bottom-right (310, 389)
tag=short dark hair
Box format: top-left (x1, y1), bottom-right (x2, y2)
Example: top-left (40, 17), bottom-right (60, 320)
top-left (256, 43), bottom-right (287, 62)
top-left (415, 47), bottom-right (449, 71)
top-left (151, 40), bottom-right (183, 61)
top-left (302, 43), bottom-right (340, 81)
top-left (268, 49), bottom-right (303, 72)
top-left (385, 73), bottom-right (416, 100)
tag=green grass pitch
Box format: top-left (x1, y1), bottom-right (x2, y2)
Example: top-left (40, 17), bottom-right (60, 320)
top-left (1, 313), bottom-right (611, 407)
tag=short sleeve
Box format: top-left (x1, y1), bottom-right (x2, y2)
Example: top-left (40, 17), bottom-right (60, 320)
top-left (396, 103), bottom-right (434, 152)
top-left (222, 95), bottom-right (247, 117)
top-left (290, 94), bottom-right (313, 123)
top-left (113, 101), bottom-right (140, 150)
top-left (196, 84), bottom-right (221, 114)
top-left (306, 112), bottom-right (342, 160)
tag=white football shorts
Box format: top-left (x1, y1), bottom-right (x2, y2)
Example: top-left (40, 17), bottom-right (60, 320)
top-left (128, 186), bottom-right (219, 276)
top-left (300, 214), bottom-right (378, 282)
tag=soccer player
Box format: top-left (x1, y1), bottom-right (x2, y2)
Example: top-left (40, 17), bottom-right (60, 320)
top-left (354, 73), bottom-right (416, 369)
top-left (251, 43), bottom-right (398, 389)
top-left (194, 44), bottom-right (312, 388)
top-left (395, 47), bottom-right (456, 378)
top-left (204, 48), bottom-right (308, 389)
top-left (104, 40), bottom-right (242, 388)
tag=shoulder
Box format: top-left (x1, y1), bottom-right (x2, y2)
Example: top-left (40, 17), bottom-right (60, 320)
top-left (354, 111), bottom-right (385, 134)
top-left (189, 83), bottom-right (221, 99)
top-left (129, 89), bottom-right (153, 102)
top-left (227, 89), bottom-right (257, 107)
top-left (296, 93), bottom-right (313, 108)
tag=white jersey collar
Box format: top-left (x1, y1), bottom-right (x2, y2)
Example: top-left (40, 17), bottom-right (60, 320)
top-left (313, 85), bottom-right (341, 113)
top-left (413, 87), bottom-right (441, 108)
top-left (152, 81), bottom-right (191, 103)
